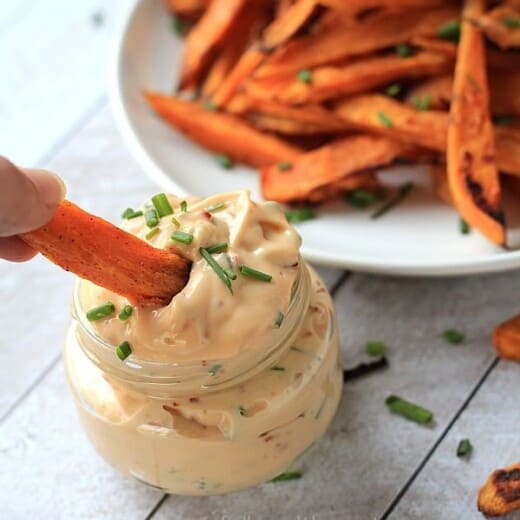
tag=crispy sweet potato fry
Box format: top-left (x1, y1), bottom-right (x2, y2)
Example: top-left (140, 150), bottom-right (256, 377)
top-left (493, 313), bottom-right (520, 360)
top-left (20, 201), bottom-right (191, 307)
top-left (261, 135), bottom-right (413, 203)
top-left (178, 0), bottom-right (248, 90)
top-left (472, 4), bottom-right (520, 50)
top-left (246, 113), bottom-right (340, 135)
top-left (410, 36), bottom-right (458, 58)
top-left (447, 0), bottom-right (504, 245)
top-left (250, 51), bottom-right (453, 104)
top-left (145, 92), bottom-right (301, 167)
top-left (405, 74), bottom-right (453, 110)
top-left (318, 0), bottom-right (454, 14)
top-left (255, 5), bottom-right (459, 79)
top-left (306, 172), bottom-right (382, 203)
top-left (478, 462), bottom-right (520, 516)
top-left (167, 0), bottom-right (209, 21)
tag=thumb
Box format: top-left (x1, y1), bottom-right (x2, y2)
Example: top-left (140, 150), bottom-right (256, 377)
top-left (0, 157), bottom-right (66, 237)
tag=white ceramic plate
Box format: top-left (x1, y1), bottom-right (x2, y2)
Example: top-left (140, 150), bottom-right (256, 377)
top-left (109, 0), bottom-right (520, 276)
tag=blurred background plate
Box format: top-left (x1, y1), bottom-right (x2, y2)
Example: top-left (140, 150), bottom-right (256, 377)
top-left (109, 0), bottom-right (520, 276)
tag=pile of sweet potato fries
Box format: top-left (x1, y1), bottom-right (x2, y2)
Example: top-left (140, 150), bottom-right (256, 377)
top-left (145, 0), bottom-right (519, 246)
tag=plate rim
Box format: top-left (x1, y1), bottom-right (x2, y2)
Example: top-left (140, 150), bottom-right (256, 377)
top-left (108, 0), bottom-right (520, 277)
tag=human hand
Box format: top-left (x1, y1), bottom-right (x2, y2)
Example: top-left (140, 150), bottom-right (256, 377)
top-left (0, 156), bottom-right (66, 262)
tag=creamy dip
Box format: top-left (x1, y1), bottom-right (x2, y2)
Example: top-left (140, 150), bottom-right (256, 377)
top-left (64, 191), bottom-right (343, 495)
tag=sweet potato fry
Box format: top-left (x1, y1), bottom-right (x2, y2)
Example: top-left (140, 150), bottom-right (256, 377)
top-left (493, 313), bottom-right (520, 360)
top-left (318, 0), bottom-right (455, 15)
top-left (472, 4), bottom-right (520, 50)
top-left (145, 92), bottom-right (301, 167)
top-left (167, 0), bottom-right (209, 20)
top-left (405, 74), bottom-right (453, 110)
top-left (245, 113), bottom-right (341, 135)
top-left (261, 135), bottom-right (413, 203)
top-left (250, 50), bottom-right (453, 104)
top-left (410, 36), bottom-right (458, 58)
top-left (306, 172), bottom-right (382, 203)
top-left (447, 0), bottom-right (504, 245)
top-left (20, 201), bottom-right (191, 307)
top-left (478, 462), bottom-right (520, 516)
top-left (487, 48), bottom-right (520, 72)
top-left (255, 5), bottom-right (459, 79)
top-left (178, 0), bottom-right (248, 90)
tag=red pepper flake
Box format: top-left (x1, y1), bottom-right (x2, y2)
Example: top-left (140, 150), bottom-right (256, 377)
top-left (264, 435), bottom-right (274, 443)
top-left (201, 360), bottom-right (207, 366)
top-left (202, 211), bottom-right (212, 219)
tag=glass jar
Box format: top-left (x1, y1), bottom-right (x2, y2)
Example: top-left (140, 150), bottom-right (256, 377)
top-left (63, 262), bottom-right (343, 495)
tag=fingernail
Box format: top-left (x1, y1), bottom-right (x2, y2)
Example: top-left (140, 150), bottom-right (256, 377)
top-left (22, 168), bottom-right (67, 209)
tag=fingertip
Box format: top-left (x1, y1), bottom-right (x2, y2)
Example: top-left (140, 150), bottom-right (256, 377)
top-left (22, 168), bottom-right (67, 209)
top-left (0, 236), bottom-right (38, 262)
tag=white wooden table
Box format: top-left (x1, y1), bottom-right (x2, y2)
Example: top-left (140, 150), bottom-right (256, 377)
top-left (1, 2), bottom-right (519, 519)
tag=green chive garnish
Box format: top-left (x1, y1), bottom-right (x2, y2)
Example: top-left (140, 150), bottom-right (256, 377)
top-left (86, 302), bottom-right (115, 321)
top-left (443, 329), bottom-right (464, 345)
top-left (371, 182), bottom-right (414, 219)
top-left (466, 73), bottom-right (481, 92)
top-left (493, 114), bottom-right (514, 126)
top-left (171, 231), bottom-right (193, 245)
top-left (180, 200), bottom-right (187, 212)
top-left (412, 94), bottom-right (432, 111)
top-left (297, 69), bottom-right (312, 83)
top-left (385, 84), bottom-right (402, 97)
top-left (171, 216), bottom-right (180, 227)
top-left (200, 247), bottom-right (233, 292)
top-left (151, 193), bottom-right (174, 217)
top-left (215, 153), bottom-right (234, 169)
top-left (91, 10), bottom-right (104, 27)
top-left (171, 15), bottom-right (186, 36)
top-left (457, 438), bottom-right (472, 458)
top-left (240, 265), bottom-right (272, 282)
top-left (206, 202), bottom-right (226, 213)
top-left (121, 208), bottom-right (143, 219)
top-left (270, 471), bottom-right (302, 482)
top-left (203, 100), bottom-right (218, 111)
top-left (118, 305), bottom-right (133, 321)
top-left (285, 207), bottom-right (316, 223)
top-left (395, 43), bottom-right (412, 57)
top-left (365, 340), bottom-right (385, 357)
top-left (145, 208), bottom-right (159, 228)
top-left (345, 189), bottom-right (384, 209)
top-left (270, 366), bottom-right (285, 371)
top-left (502, 17), bottom-right (520, 29)
top-left (278, 161), bottom-right (293, 171)
top-left (377, 111), bottom-right (393, 128)
top-left (460, 218), bottom-right (470, 235)
top-left (275, 311), bottom-right (284, 328)
top-left (209, 364), bottom-right (222, 376)
top-left (224, 268), bottom-right (237, 281)
top-left (205, 242), bottom-right (228, 254)
top-left (145, 228), bottom-right (159, 240)
top-left (116, 341), bottom-right (132, 361)
top-left (239, 405), bottom-right (246, 416)
top-left (437, 20), bottom-right (461, 42)
top-left (385, 395), bottom-right (433, 424)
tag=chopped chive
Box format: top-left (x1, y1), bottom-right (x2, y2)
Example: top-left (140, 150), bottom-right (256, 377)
top-left (502, 17), bottom-right (520, 29)
top-left (443, 328), bottom-right (465, 345)
top-left (385, 84), bottom-right (402, 97)
top-left (145, 228), bottom-right (159, 240)
top-left (285, 207), bottom-right (316, 223)
top-left (345, 189), bottom-right (384, 209)
top-left (275, 311), bottom-right (284, 328)
top-left (214, 153), bottom-right (234, 169)
top-left (466, 73), bottom-right (481, 92)
top-left (278, 161), bottom-right (293, 171)
top-left (86, 302), bottom-right (115, 321)
top-left (118, 305), bottom-right (133, 321)
top-left (171, 231), bottom-right (194, 245)
top-left (224, 268), bottom-right (237, 280)
top-left (395, 43), bottom-right (412, 57)
top-left (239, 405), bottom-right (246, 416)
top-left (121, 208), bottom-right (143, 219)
top-left (270, 366), bottom-right (285, 372)
top-left (151, 193), bottom-right (174, 217)
top-left (437, 20), bottom-right (460, 42)
top-left (457, 438), bottom-right (472, 458)
top-left (205, 242), bottom-right (228, 255)
top-left (209, 364), bottom-right (222, 376)
top-left (412, 94), bottom-right (432, 111)
top-left (297, 69), bottom-right (312, 84)
top-left (180, 200), bottom-right (187, 212)
top-left (371, 182), bottom-right (414, 219)
top-left (206, 202), bottom-right (226, 213)
top-left (171, 216), bottom-right (180, 227)
top-left (240, 265), bottom-right (272, 282)
top-left (365, 340), bottom-right (386, 357)
top-left (377, 111), bottom-right (393, 128)
top-left (493, 114), bottom-right (514, 126)
top-left (91, 10), bottom-right (104, 27)
top-left (200, 247), bottom-right (233, 292)
top-left (116, 341), bottom-right (132, 361)
top-left (270, 471), bottom-right (302, 482)
top-left (459, 218), bottom-right (470, 235)
top-left (203, 100), bottom-right (218, 111)
top-left (385, 395), bottom-right (433, 424)
top-left (171, 15), bottom-right (186, 36)
top-left (145, 208), bottom-right (159, 228)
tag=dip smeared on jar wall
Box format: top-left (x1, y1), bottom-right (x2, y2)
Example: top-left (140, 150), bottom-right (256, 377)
top-left (64, 191), bottom-right (343, 495)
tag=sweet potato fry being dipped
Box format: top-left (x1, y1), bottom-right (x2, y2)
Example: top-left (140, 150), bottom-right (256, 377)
top-left (20, 201), bottom-right (191, 307)
top-left (478, 462), bottom-right (520, 516)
